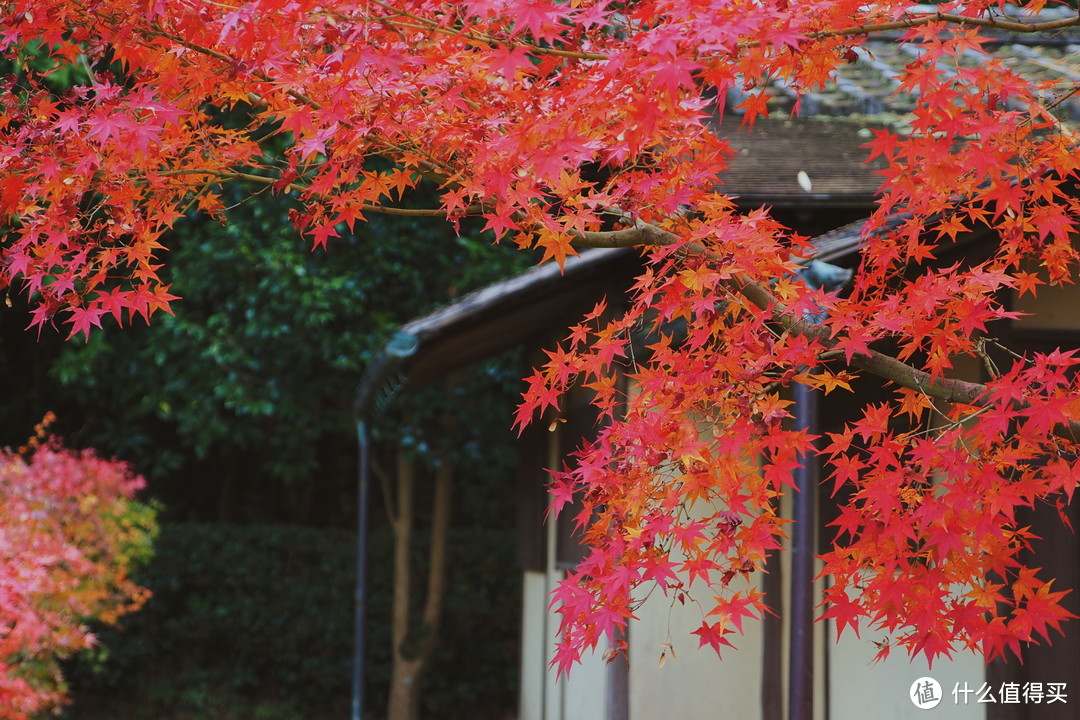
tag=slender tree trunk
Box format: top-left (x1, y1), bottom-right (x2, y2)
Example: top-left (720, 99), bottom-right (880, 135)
top-left (387, 449), bottom-right (454, 720)
top-left (388, 451), bottom-right (415, 720)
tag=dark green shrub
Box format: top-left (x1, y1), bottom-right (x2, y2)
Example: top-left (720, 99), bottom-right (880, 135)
top-left (63, 520), bottom-right (520, 720)
top-left (63, 523), bottom-right (375, 719)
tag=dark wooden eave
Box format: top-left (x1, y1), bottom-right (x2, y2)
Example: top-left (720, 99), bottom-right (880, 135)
top-left (357, 248), bottom-right (640, 402)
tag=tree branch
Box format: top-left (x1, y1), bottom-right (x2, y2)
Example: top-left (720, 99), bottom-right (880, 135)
top-left (573, 223), bottom-right (679, 248)
top-left (741, 11), bottom-right (1080, 49)
top-left (362, 5), bottom-right (608, 62)
top-left (729, 268), bottom-right (1080, 442)
top-left (731, 273), bottom-right (989, 405)
top-left (158, 168), bottom-right (483, 216)
top-left (392, 449), bottom-right (413, 656)
top-left (419, 456), bottom-right (452, 663)
top-left (569, 221), bottom-right (1080, 441)
top-left (811, 11), bottom-right (1080, 41)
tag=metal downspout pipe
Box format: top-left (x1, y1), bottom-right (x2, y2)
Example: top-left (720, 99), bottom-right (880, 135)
top-left (786, 257), bottom-right (848, 720)
top-left (351, 331), bottom-right (420, 720)
top-left (789, 380), bottom-right (818, 720)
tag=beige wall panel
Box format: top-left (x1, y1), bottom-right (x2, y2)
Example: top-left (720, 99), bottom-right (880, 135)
top-left (830, 631), bottom-right (985, 720)
top-left (628, 584), bottom-right (765, 720)
top-left (562, 643), bottom-right (610, 720)
top-left (521, 571), bottom-right (548, 720)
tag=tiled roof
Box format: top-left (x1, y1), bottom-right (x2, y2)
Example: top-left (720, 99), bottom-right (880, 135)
top-left (722, 117), bottom-right (887, 206)
top-left (730, 6), bottom-right (1080, 121)
top-left (720, 7), bottom-right (1079, 206)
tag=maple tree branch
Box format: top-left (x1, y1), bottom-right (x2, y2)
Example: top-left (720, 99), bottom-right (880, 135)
top-left (369, 4), bottom-right (1077, 62)
top-left (809, 11), bottom-right (1080, 41)
top-left (158, 168), bottom-right (481, 216)
top-left (145, 22), bottom-right (325, 109)
top-left (575, 223), bottom-right (679, 248)
top-left (72, 1), bottom-right (328, 111)
top-left (1043, 82), bottom-right (1080, 116)
top-left (731, 274), bottom-right (1080, 442)
top-left (731, 276), bottom-right (980, 400)
top-left (373, 19), bottom-right (606, 61)
top-left (568, 221), bottom-right (1080, 440)
top-left (363, 0), bottom-right (607, 61)
top-left (121, 20), bottom-right (459, 179)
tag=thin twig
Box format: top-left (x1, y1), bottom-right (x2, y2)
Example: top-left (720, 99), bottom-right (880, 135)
top-left (157, 168), bottom-right (485, 216)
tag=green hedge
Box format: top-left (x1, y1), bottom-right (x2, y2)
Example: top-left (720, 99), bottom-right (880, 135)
top-left (63, 522), bottom-right (519, 720)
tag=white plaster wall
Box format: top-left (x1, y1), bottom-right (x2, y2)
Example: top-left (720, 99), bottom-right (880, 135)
top-left (561, 641), bottom-right (610, 720)
top-left (628, 584), bottom-right (765, 720)
top-left (519, 569), bottom-right (611, 720)
top-left (520, 571), bottom-right (548, 720)
top-left (829, 630), bottom-right (985, 720)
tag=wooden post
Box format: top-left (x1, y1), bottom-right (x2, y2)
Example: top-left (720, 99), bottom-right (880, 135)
top-left (387, 449), bottom-right (454, 720)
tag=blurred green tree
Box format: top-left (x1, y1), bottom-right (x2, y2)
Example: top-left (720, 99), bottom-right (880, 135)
top-left (40, 185), bottom-right (529, 524)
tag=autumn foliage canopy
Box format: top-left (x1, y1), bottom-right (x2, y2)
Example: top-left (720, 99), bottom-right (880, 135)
top-left (3, 0), bottom-right (1080, 676)
top-left (0, 417), bottom-right (156, 718)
